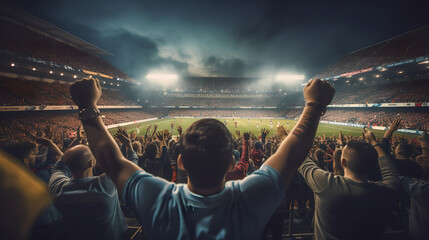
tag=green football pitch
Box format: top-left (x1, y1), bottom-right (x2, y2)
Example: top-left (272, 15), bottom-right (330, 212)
top-left (108, 118), bottom-right (417, 139)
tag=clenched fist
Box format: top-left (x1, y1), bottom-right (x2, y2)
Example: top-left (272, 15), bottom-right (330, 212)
top-left (70, 78), bottom-right (102, 109)
top-left (303, 79), bottom-right (335, 107)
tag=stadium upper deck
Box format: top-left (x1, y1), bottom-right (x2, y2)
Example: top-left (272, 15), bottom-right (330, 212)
top-left (0, 2), bottom-right (129, 80)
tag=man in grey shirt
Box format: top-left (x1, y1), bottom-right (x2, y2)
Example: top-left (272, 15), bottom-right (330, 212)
top-left (299, 128), bottom-right (401, 240)
top-left (49, 145), bottom-right (127, 240)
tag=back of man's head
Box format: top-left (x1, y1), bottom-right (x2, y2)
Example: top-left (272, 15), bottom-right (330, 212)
top-left (1, 141), bottom-right (37, 167)
top-left (144, 142), bottom-right (157, 160)
top-left (63, 145), bottom-right (95, 176)
top-left (342, 140), bottom-right (378, 176)
top-left (395, 143), bottom-right (413, 158)
top-left (181, 119), bottom-right (234, 189)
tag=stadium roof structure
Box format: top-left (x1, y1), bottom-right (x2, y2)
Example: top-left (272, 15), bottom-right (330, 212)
top-left (0, 2), bottom-right (113, 57)
top-left (314, 24), bottom-right (429, 79)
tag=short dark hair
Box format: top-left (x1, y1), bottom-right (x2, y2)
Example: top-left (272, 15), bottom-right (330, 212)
top-left (397, 143), bottom-right (412, 158)
top-left (344, 140), bottom-right (378, 176)
top-left (1, 141), bottom-right (36, 164)
top-left (181, 119), bottom-right (234, 189)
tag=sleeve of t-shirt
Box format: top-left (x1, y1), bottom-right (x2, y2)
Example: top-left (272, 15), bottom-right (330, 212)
top-left (378, 155), bottom-right (401, 192)
top-left (48, 159), bottom-right (72, 196)
top-left (122, 170), bottom-right (174, 226)
top-left (298, 157), bottom-right (337, 194)
top-left (238, 165), bottom-right (286, 222)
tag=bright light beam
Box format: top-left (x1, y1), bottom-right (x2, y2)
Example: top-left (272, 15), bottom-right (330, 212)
top-left (146, 74), bottom-right (178, 81)
top-left (275, 74), bottom-right (305, 83)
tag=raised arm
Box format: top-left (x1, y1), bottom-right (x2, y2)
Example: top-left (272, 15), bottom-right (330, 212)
top-left (363, 127), bottom-right (401, 191)
top-left (263, 79), bottom-right (335, 185)
top-left (418, 131), bottom-right (429, 158)
top-left (69, 78), bottom-right (140, 194)
top-left (226, 132), bottom-right (250, 181)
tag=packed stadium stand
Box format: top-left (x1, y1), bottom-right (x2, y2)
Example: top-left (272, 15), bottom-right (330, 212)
top-left (314, 25), bottom-right (429, 79)
top-left (1, 3), bottom-right (429, 239)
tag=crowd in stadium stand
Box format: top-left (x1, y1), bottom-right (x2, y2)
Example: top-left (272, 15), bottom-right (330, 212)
top-left (0, 110), bottom-right (158, 144)
top-left (332, 79), bottom-right (429, 104)
top-left (314, 25), bottom-right (429, 79)
top-left (1, 78), bottom-right (428, 240)
top-left (322, 109), bottom-right (429, 130)
top-left (160, 97), bottom-right (280, 108)
top-left (0, 19), bottom-right (128, 79)
top-left (0, 78), bottom-right (136, 106)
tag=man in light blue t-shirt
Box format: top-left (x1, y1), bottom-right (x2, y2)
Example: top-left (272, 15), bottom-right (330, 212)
top-left (49, 145), bottom-right (127, 240)
top-left (69, 77), bottom-right (335, 239)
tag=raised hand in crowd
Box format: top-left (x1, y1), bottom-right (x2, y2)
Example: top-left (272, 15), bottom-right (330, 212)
top-left (155, 130), bottom-right (166, 146)
top-left (261, 128), bottom-right (270, 137)
top-left (338, 131), bottom-right (346, 148)
top-left (264, 78), bottom-right (335, 184)
top-left (384, 117), bottom-right (402, 139)
top-left (235, 130), bottom-right (241, 138)
top-left (418, 131), bottom-right (429, 158)
top-left (29, 132), bottom-right (63, 162)
top-left (115, 131), bottom-right (132, 151)
top-left (130, 130), bottom-right (137, 141)
top-left (276, 125), bottom-right (288, 140)
top-left (177, 125), bottom-right (182, 137)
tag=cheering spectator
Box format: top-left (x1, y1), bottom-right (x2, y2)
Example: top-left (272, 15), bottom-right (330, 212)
top-left (68, 77), bottom-right (334, 239)
top-left (48, 145), bottom-right (128, 240)
top-left (299, 127), bottom-right (401, 240)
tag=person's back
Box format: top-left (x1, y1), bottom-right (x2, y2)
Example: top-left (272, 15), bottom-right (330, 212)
top-left (311, 174), bottom-right (397, 239)
top-left (124, 165), bottom-right (285, 239)
top-left (299, 139), bottom-right (400, 240)
top-left (49, 145), bottom-right (127, 240)
top-left (53, 174), bottom-right (126, 240)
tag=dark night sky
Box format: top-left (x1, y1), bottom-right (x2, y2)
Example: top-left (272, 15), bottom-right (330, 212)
top-left (5, 0), bottom-right (429, 79)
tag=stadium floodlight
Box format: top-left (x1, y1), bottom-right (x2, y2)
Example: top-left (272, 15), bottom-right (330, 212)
top-left (146, 74), bottom-right (178, 81)
top-left (275, 74), bottom-right (305, 83)
top-left (146, 73), bottom-right (178, 86)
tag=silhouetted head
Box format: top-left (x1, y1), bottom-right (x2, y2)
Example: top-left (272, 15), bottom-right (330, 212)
top-left (395, 143), bottom-right (413, 158)
top-left (341, 140), bottom-right (378, 177)
top-left (180, 119), bottom-right (234, 189)
top-left (63, 145), bottom-right (95, 177)
top-left (2, 141), bottom-right (37, 168)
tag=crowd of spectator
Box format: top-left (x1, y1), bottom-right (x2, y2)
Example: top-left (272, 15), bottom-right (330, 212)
top-left (314, 25), bottom-right (429, 79)
top-left (0, 110), bottom-right (158, 144)
top-left (322, 109), bottom-right (429, 130)
top-left (167, 109), bottom-right (285, 118)
top-left (331, 79), bottom-right (429, 104)
top-left (0, 77), bottom-right (136, 106)
top-left (0, 18), bottom-right (128, 79)
top-left (1, 77), bottom-right (428, 239)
